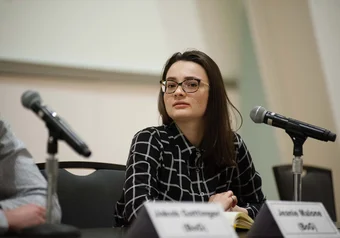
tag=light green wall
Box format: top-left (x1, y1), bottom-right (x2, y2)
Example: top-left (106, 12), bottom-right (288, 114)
top-left (238, 8), bottom-right (280, 200)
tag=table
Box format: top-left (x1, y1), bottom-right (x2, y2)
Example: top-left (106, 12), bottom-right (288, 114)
top-left (80, 227), bottom-right (248, 238)
top-left (4, 227), bottom-right (247, 237)
top-left (81, 228), bottom-right (126, 238)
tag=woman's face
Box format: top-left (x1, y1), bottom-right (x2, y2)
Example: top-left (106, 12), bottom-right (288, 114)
top-left (163, 61), bottom-right (209, 124)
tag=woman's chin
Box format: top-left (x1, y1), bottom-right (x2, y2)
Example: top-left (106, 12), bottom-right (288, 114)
top-left (170, 112), bottom-right (199, 122)
top-left (170, 113), bottom-right (191, 122)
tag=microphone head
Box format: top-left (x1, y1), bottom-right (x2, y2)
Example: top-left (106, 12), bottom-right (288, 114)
top-left (328, 132), bottom-right (337, 142)
top-left (21, 90), bottom-right (42, 109)
top-left (250, 106), bottom-right (267, 123)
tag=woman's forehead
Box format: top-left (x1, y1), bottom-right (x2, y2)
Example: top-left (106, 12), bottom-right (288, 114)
top-left (166, 61), bottom-right (208, 82)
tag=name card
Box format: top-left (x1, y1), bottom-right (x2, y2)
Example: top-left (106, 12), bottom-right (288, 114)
top-left (266, 201), bottom-right (340, 238)
top-left (144, 202), bottom-right (238, 238)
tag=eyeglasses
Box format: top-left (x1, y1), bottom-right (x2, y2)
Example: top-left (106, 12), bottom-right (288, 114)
top-left (160, 78), bottom-right (209, 94)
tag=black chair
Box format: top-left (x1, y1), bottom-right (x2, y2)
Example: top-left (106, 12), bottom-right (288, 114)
top-left (37, 161), bottom-right (126, 228)
top-left (273, 164), bottom-right (337, 222)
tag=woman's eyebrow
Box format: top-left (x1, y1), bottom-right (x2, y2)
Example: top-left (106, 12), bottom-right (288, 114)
top-left (165, 77), bottom-right (177, 81)
top-left (184, 76), bottom-right (201, 81)
top-left (165, 76), bottom-right (201, 81)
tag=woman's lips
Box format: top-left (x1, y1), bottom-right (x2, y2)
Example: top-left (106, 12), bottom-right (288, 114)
top-left (173, 103), bottom-right (190, 108)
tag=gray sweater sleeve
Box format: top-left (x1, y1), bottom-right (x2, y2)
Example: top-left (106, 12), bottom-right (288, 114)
top-left (0, 119), bottom-right (62, 232)
top-left (0, 210), bottom-right (9, 234)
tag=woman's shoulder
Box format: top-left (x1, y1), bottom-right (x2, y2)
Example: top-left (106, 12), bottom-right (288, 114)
top-left (132, 125), bottom-right (168, 141)
top-left (130, 125), bottom-right (170, 152)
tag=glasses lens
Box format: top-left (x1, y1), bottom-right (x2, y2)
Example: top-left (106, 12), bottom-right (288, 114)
top-left (183, 79), bottom-right (199, 93)
top-left (165, 81), bottom-right (178, 93)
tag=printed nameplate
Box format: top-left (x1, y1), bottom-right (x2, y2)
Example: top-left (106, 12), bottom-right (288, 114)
top-left (144, 202), bottom-right (238, 238)
top-left (267, 200), bottom-right (340, 238)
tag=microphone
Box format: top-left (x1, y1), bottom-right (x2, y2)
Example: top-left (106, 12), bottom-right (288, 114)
top-left (21, 90), bottom-right (92, 157)
top-left (250, 106), bottom-right (336, 142)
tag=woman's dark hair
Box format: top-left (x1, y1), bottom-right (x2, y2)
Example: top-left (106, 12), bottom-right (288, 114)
top-left (158, 50), bottom-right (242, 170)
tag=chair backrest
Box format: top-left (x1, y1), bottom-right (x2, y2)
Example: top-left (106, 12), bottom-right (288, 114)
top-left (37, 161), bottom-right (126, 228)
top-left (273, 164), bottom-right (337, 222)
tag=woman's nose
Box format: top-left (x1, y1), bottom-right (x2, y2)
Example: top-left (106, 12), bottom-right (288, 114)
top-left (173, 85), bottom-right (186, 96)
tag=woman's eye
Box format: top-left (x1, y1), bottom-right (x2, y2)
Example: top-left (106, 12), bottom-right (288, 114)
top-left (167, 84), bottom-right (176, 88)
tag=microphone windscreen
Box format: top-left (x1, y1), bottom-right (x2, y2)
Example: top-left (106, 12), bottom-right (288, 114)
top-left (250, 106), bottom-right (267, 123)
top-left (21, 90), bottom-right (42, 109)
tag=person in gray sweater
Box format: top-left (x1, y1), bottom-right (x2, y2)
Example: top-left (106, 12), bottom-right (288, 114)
top-left (0, 118), bottom-right (61, 234)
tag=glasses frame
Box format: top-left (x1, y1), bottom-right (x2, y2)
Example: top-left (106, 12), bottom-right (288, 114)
top-left (160, 78), bottom-right (209, 94)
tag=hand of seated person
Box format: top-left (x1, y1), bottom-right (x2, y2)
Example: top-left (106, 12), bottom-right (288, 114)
top-left (209, 191), bottom-right (248, 215)
top-left (209, 190), bottom-right (237, 211)
top-left (4, 204), bottom-right (46, 230)
top-left (229, 205), bottom-right (248, 215)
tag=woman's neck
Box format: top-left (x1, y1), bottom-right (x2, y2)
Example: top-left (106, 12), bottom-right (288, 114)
top-left (175, 120), bottom-right (204, 147)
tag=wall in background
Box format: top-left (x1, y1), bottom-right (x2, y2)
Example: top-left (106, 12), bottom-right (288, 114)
top-left (309, 0), bottom-right (340, 141)
top-left (2, 0), bottom-right (339, 205)
top-left (0, 74), bottom-right (239, 166)
top-left (239, 4), bottom-right (280, 200)
top-left (0, 0), bottom-right (241, 81)
top-left (244, 0), bottom-right (340, 218)
top-left (0, 0), bottom-right (242, 166)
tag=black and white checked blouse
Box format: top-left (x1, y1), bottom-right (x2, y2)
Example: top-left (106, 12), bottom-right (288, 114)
top-left (114, 122), bottom-right (265, 227)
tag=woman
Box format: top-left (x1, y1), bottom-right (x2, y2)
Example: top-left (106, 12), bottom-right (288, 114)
top-left (114, 50), bottom-right (265, 227)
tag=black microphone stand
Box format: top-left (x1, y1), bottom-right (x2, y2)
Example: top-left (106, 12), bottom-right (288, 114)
top-left (285, 119), bottom-right (307, 201)
top-left (19, 126), bottom-right (80, 238)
